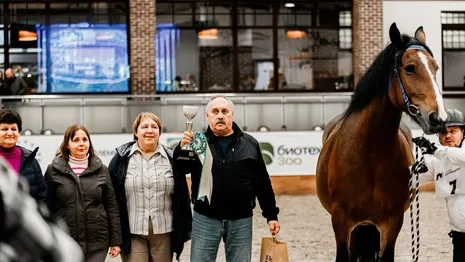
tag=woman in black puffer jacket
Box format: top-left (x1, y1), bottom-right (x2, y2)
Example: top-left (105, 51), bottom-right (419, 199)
top-left (45, 124), bottom-right (122, 262)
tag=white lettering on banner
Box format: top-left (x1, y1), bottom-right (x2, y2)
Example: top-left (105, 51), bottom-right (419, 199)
top-left (16, 130), bottom-right (438, 176)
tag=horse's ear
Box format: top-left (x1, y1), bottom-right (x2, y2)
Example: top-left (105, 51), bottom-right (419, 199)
top-left (414, 26), bottom-right (426, 43)
top-left (389, 22), bottom-right (404, 49)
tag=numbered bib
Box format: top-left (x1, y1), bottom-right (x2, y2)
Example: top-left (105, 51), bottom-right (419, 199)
top-left (435, 166), bottom-right (465, 198)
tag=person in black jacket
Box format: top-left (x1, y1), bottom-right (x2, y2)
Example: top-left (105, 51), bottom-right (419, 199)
top-left (176, 95), bottom-right (280, 262)
top-left (44, 124), bottom-right (122, 262)
top-left (0, 109), bottom-right (47, 203)
top-left (4, 68), bottom-right (28, 96)
top-left (108, 112), bottom-right (192, 262)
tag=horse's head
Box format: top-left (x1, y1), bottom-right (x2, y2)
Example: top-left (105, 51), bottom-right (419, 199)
top-left (388, 23), bottom-right (447, 135)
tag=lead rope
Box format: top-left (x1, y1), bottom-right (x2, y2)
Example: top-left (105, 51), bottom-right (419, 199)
top-left (409, 144), bottom-right (423, 262)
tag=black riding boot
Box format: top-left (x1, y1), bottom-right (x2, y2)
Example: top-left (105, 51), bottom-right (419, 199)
top-left (449, 231), bottom-right (465, 262)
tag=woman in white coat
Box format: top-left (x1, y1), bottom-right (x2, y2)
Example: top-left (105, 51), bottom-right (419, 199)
top-left (413, 109), bottom-right (465, 262)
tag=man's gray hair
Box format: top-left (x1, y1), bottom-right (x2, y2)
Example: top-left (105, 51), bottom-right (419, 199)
top-left (206, 95), bottom-right (235, 112)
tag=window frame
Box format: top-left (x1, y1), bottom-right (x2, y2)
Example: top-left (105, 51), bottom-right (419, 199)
top-left (156, 0), bottom-right (354, 93)
top-left (0, 0), bottom-right (132, 95)
top-left (441, 11), bottom-right (465, 91)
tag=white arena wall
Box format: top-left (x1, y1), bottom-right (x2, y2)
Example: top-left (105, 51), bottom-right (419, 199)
top-left (19, 129), bottom-right (438, 178)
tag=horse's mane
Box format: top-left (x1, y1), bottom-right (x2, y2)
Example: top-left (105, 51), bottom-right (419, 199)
top-left (343, 35), bottom-right (433, 118)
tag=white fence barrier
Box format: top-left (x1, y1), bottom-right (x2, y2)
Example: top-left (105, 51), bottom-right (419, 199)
top-left (17, 130), bottom-right (438, 176)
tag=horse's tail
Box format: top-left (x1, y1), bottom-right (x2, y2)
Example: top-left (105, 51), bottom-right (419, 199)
top-left (350, 225), bottom-right (380, 262)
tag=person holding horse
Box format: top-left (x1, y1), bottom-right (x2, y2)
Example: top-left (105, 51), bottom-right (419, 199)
top-left (413, 108), bottom-right (465, 262)
top-left (175, 95), bottom-right (280, 262)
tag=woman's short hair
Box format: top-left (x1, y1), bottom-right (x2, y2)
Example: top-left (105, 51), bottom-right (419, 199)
top-left (0, 109), bottom-right (22, 132)
top-left (132, 112), bottom-right (163, 141)
top-left (57, 125), bottom-right (95, 160)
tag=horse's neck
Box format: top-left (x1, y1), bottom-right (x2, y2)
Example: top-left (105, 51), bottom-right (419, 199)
top-left (359, 95), bottom-right (402, 138)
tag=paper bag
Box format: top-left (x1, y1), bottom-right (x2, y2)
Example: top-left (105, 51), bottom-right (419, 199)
top-left (260, 235), bottom-right (289, 262)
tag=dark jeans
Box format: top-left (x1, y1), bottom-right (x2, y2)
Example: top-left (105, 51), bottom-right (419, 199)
top-left (450, 231), bottom-right (465, 262)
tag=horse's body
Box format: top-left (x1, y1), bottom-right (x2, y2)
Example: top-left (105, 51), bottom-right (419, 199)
top-left (316, 23), bottom-right (447, 262)
top-left (317, 97), bottom-right (414, 261)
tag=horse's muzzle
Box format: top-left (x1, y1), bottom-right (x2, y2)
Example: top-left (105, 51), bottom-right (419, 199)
top-left (428, 112), bottom-right (446, 134)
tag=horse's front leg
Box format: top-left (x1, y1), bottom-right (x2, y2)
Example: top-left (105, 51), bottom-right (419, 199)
top-left (331, 208), bottom-right (353, 262)
top-left (379, 214), bottom-right (404, 262)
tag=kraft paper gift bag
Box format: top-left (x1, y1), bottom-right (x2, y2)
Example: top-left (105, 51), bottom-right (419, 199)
top-left (260, 235), bottom-right (289, 262)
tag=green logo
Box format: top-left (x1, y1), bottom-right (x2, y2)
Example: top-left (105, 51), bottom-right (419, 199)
top-left (259, 142), bottom-right (274, 165)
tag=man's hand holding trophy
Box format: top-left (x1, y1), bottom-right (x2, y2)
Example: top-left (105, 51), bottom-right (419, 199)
top-left (177, 105), bottom-right (200, 161)
top-left (178, 105), bottom-right (213, 203)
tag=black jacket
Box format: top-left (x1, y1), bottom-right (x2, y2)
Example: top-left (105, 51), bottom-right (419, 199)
top-left (44, 156), bottom-right (122, 254)
top-left (174, 122), bottom-right (279, 222)
top-left (5, 76), bottom-right (28, 95)
top-left (19, 146), bottom-right (47, 203)
top-left (108, 141), bottom-right (192, 260)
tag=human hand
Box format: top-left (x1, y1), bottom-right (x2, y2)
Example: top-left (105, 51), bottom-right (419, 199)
top-left (109, 246), bottom-right (121, 258)
top-left (412, 161), bottom-right (428, 174)
top-left (180, 131), bottom-right (194, 148)
top-left (268, 220), bottom-right (280, 234)
top-left (412, 137), bottom-right (437, 154)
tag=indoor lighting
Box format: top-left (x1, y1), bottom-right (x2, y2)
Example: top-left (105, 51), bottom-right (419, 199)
top-left (284, 3), bottom-right (295, 8)
top-left (18, 30), bottom-right (37, 41)
top-left (21, 129), bottom-right (34, 136)
top-left (42, 129), bottom-right (54, 136)
top-left (286, 29), bottom-right (307, 39)
top-left (198, 28), bottom-right (218, 39)
top-left (96, 33), bottom-right (115, 40)
top-left (258, 125), bottom-right (271, 132)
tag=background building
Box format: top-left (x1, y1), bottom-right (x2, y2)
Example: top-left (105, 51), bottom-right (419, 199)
top-left (0, 0), bottom-right (463, 134)
top-left (0, 0), bottom-right (381, 95)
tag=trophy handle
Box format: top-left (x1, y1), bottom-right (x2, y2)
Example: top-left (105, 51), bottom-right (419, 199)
top-left (186, 121), bottom-right (193, 132)
top-left (182, 121), bottom-right (194, 151)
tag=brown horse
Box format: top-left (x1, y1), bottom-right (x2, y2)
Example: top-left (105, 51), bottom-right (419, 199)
top-left (316, 22), bottom-right (447, 262)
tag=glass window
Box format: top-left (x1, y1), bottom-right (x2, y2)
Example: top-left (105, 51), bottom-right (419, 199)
top-left (238, 29), bottom-right (273, 91)
top-left (444, 51), bottom-right (465, 88)
top-left (7, 3), bottom-right (45, 94)
top-left (156, 1), bottom-right (233, 93)
top-left (441, 12), bottom-right (465, 90)
top-left (339, 10), bottom-right (352, 27)
top-left (1, 2), bottom-right (129, 94)
top-left (339, 28), bottom-right (352, 49)
top-left (443, 30), bottom-right (465, 49)
top-left (156, 28), bottom-right (233, 92)
top-left (42, 1), bottom-right (130, 93)
top-left (278, 4), bottom-right (312, 27)
top-left (238, 3), bottom-right (272, 27)
top-left (442, 12), bottom-right (465, 25)
top-left (156, 0), bottom-right (353, 93)
top-left (278, 29), bottom-right (353, 91)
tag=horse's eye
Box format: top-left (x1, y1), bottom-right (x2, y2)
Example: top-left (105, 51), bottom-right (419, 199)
top-left (405, 65), bottom-right (415, 74)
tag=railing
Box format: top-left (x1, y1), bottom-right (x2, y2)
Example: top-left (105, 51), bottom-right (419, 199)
top-left (0, 92), bottom-right (354, 133)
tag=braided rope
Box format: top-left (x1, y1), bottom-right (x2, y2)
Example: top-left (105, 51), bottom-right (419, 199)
top-left (409, 145), bottom-right (423, 262)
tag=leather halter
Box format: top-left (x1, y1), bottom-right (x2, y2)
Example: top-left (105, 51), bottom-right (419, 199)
top-left (388, 44), bottom-right (431, 116)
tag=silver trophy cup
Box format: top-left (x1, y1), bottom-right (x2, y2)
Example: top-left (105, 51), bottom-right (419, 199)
top-left (178, 105), bottom-right (198, 161)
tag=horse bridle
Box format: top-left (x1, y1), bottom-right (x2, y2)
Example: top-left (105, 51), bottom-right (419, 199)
top-left (388, 44), bottom-right (432, 116)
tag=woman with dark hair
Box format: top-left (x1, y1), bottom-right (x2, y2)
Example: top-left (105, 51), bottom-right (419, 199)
top-left (0, 109), bottom-right (46, 203)
top-left (44, 124), bottom-right (122, 262)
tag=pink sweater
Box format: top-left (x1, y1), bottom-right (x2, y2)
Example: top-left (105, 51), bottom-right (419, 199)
top-left (68, 154), bottom-right (89, 176)
top-left (0, 146), bottom-right (22, 175)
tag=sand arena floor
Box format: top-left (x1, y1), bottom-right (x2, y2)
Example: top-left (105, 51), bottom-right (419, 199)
top-left (105, 192), bottom-right (452, 262)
